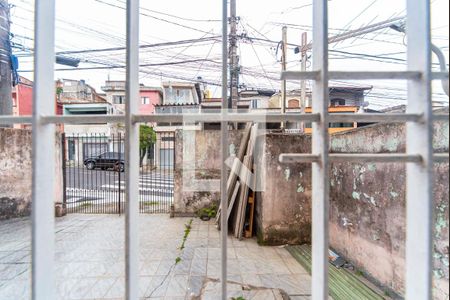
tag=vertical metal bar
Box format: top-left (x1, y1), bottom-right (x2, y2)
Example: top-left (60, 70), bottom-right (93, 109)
top-left (300, 32), bottom-right (308, 133)
top-left (281, 26), bottom-right (288, 128)
top-left (221, 0), bottom-right (229, 298)
top-left (405, 0), bottom-right (433, 298)
top-left (32, 0), bottom-right (56, 297)
top-left (125, 0), bottom-right (140, 298)
top-left (67, 137), bottom-right (71, 214)
top-left (119, 133), bottom-right (122, 214)
top-left (311, 0), bottom-right (330, 299)
top-left (77, 134), bottom-right (81, 212)
top-left (62, 133), bottom-right (67, 213)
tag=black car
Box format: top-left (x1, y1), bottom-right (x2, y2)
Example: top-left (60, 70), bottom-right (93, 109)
top-left (83, 152), bottom-right (125, 172)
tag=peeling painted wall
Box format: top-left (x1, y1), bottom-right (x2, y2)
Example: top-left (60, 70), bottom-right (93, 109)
top-left (251, 115), bottom-right (448, 299)
top-left (329, 117), bottom-right (449, 299)
top-left (0, 128), bottom-right (64, 220)
top-left (173, 130), bottom-right (243, 216)
top-left (255, 134), bottom-right (312, 245)
top-left (0, 128), bottom-right (32, 219)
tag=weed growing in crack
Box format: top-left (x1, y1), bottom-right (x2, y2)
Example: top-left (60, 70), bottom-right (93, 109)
top-left (178, 219), bottom-right (193, 253)
top-left (146, 219), bottom-right (194, 298)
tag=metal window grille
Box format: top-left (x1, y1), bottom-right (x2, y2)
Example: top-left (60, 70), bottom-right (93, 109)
top-left (0, 0), bottom-right (448, 299)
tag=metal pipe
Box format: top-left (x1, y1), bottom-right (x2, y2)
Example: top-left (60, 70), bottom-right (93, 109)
top-left (32, 0), bottom-right (56, 298)
top-left (2, 113), bottom-right (448, 125)
top-left (282, 71), bottom-right (424, 81)
top-left (406, 0), bottom-right (434, 298)
top-left (125, 0), bottom-right (140, 298)
top-left (220, 0), bottom-right (228, 298)
top-left (311, 0), bottom-right (330, 299)
top-left (280, 153), bottom-right (425, 164)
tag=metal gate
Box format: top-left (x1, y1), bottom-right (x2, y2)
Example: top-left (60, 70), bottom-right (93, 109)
top-left (62, 132), bottom-right (175, 214)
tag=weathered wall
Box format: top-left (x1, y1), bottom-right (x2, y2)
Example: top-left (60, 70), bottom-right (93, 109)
top-left (329, 120), bottom-right (449, 298)
top-left (0, 128), bottom-right (64, 220)
top-left (0, 128), bottom-right (32, 219)
top-left (253, 119), bottom-right (448, 299)
top-left (255, 134), bottom-right (312, 245)
top-left (173, 129), bottom-right (243, 216)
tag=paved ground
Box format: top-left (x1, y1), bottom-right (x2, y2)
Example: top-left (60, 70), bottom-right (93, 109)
top-left (0, 215), bottom-right (312, 299)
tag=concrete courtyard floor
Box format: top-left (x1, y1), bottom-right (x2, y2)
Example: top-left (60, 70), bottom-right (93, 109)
top-left (0, 215), bottom-right (313, 299)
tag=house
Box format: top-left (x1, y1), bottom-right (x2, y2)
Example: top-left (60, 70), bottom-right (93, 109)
top-left (12, 76), bottom-right (63, 130)
top-left (261, 85), bottom-right (373, 133)
top-left (56, 79), bottom-right (107, 104)
top-left (153, 81), bottom-right (206, 168)
top-left (101, 80), bottom-right (163, 115)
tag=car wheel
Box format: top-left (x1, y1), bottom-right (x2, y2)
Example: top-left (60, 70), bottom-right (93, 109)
top-left (86, 162), bottom-right (95, 170)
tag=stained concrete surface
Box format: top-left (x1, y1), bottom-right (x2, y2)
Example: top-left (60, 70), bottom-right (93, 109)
top-left (0, 215), bottom-right (313, 299)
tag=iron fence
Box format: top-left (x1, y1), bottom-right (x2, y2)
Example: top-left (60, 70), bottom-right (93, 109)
top-left (62, 132), bottom-right (175, 214)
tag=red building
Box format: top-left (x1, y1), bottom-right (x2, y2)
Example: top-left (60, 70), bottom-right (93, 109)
top-left (139, 85), bottom-right (163, 115)
top-left (12, 76), bottom-right (33, 118)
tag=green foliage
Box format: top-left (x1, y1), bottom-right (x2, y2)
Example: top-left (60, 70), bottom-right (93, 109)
top-left (197, 204), bottom-right (218, 219)
top-left (231, 297), bottom-right (246, 300)
top-left (139, 125), bottom-right (157, 164)
top-left (140, 125), bottom-right (157, 151)
top-left (177, 219), bottom-right (193, 261)
top-left (175, 257), bottom-right (182, 265)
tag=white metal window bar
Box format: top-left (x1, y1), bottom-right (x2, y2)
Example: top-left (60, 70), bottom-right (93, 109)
top-left (0, 0), bottom-right (447, 299)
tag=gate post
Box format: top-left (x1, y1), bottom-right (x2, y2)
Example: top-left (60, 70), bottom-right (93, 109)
top-left (118, 132), bottom-right (122, 215)
top-left (61, 133), bottom-right (67, 214)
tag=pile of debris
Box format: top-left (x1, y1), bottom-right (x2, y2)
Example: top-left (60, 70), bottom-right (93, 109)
top-left (215, 123), bottom-right (258, 239)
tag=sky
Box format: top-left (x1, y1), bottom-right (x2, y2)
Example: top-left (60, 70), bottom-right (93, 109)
top-left (9, 0), bottom-right (450, 109)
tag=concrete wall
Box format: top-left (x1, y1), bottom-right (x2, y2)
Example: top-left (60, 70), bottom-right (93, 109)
top-left (173, 129), bottom-right (243, 216)
top-left (254, 120), bottom-right (448, 299)
top-left (0, 128), bottom-right (64, 220)
top-left (255, 134), bottom-right (312, 245)
top-left (328, 120), bottom-right (449, 298)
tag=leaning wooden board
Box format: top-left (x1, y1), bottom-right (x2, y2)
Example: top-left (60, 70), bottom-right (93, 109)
top-left (286, 245), bottom-right (385, 300)
top-left (234, 155), bottom-right (252, 239)
top-left (216, 123), bottom-right (252, 229)
top-left (235, 124), bottom-right (258, 239)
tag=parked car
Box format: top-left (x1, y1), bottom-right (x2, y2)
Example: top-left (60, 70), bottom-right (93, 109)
top-left (83, 152), bottom-right (125, 172)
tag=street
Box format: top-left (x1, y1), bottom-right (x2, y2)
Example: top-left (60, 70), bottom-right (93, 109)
top-left (65, 167), bottom-right (174, 212)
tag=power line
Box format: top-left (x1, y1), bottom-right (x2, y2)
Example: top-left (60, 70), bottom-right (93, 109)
top-left (93, 0), bottom-right (216, 35)
top-left (15, 36), bottom-right (221, 56)
top-left (111, 0), bottom-right (221, 23)
top-left (19, 58), bottom-right (218, 72)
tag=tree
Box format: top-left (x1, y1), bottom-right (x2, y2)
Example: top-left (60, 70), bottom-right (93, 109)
top-left (139, 125), bottom-right (156, 166)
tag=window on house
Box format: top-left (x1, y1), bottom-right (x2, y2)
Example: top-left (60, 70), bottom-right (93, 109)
top-left (113, 95), bottom-right (125, 104)
top-left (331, 98), bottom-right (346, 106)
top-left (161, 136), bottom-right (175, 142)
top-left (164, 87), bottom-right (193, 104)
top-left (141, 97), bottom-right (150, 104)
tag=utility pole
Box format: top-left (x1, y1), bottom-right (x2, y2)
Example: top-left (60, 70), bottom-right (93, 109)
top-left (281, 26), bottom-right (287, 129)
top-left (0, 0), bottom-right (12, 117)
top-left (300, 32), bottom-right (308, 133)
top-left (229, 0), bottom-right (239, 110)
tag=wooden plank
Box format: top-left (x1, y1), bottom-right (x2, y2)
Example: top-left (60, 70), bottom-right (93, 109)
top-left (216, 123), bottom-right (252, 229)
top-left (235, 124), bottom-right (258, 239)
top-left (227, 181), bottom-right (241, 222)
top-left (244, 194), bottom-right (255, 238)
top-left (226, 123), bottom-right (252, 198)
top-left (234, 155), bottom-right (251, 238)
